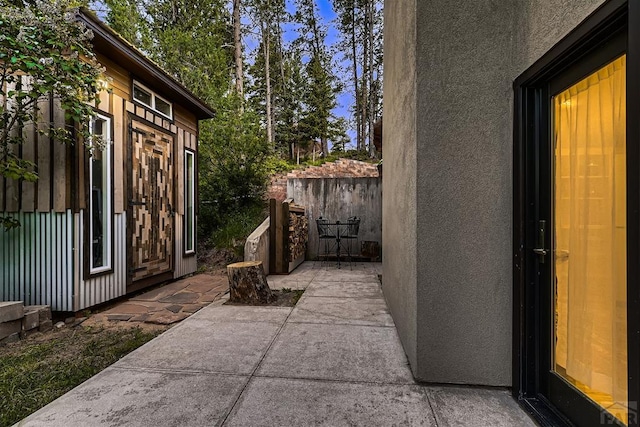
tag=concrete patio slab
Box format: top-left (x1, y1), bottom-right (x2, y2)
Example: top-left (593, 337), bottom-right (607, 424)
top-left (289, 296), bottom-right (393, 326)
top-left (312, 269), bottom-right (380, 283)
top-left (16, 262), bottom-right (536, 427)
top-left (115, 319), bottom-right (281, 375)
top-left (426, 386), bottom-right (538, 427)
top-left (190, 305), bottom-right (292, 324)
top-left (257, 322), bottom-right (414, 384)
top-left (304, 280), bottom-right (383, 298)
top-left (266, 276), bottom-right (314, 290)
top-left (224, 377), bottom-right (436, 427)
top-left (21, 368), bottom-right (248, 427)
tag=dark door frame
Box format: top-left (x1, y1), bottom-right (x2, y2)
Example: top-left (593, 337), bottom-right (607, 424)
top-left (513, 1), bottom-right (640, 426)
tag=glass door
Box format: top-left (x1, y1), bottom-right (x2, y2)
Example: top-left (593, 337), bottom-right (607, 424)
top-left (513, 4), bottom-right (639, 426)
top-left (551, 55), bottom-right (628, 426)
top-left (534, 55), bottom-right (630, 425)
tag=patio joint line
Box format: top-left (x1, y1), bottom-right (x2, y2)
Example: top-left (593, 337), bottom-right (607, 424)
top-left (251, 372), bottom-right (417, 387)
top-left (109, 365), bottom-right (252, 378)
top-left (219, 301), bottom-right (297, 426)
top-left (287, 319), bottom-right (396, 328)
top-left (301, 295), bottom-right (384, 300)
top-left (422, 387), bottom-right (441, 427)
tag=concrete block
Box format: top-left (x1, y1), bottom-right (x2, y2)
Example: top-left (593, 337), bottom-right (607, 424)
top-left (0, 332), bottom-right (20, 345)
top-left (22, 308), bottom-right (40, 331)
top-left (244, 217), bottom-right (270, 276)
top-left (26, 305), bottom-right (51, 322)
top-left (0, 301), bottom-right (24, 323)
top-left (0, 319), bottom-right (22, 340)
top-left (39, 319), bottom-right (53, 332)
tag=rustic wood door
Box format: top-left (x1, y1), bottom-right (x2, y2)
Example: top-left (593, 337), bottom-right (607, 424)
top-left (128, 120), bottom-right (174, 284)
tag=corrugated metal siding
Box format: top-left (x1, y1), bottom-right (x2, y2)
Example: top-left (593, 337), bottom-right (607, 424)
top-left (74, 212), bottom-right (127, 311)
top-left (174, 214), bottom-right (197, 278)
top-left (0, 211), bottom-right (74, 311)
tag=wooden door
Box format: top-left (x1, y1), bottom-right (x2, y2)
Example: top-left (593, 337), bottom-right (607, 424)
top-left (128, 120), bottom-right (174, 283)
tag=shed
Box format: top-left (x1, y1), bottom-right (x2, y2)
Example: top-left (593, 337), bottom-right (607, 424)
top-left (0, 10), bottom-right (214, 312)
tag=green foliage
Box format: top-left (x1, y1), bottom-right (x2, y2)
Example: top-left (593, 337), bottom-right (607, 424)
top-left (0, 0), bottom-right (104, 230)
top-left (102, 0), bottom-right (151, 48)
top-left (209, 203), bottom-right (266, 256)
top-left (0, 326), bottom-right (160, 426)
top-left (198, 96), bottom-right (271, 242)
top-left (264, 156), bottom-right (297, 175)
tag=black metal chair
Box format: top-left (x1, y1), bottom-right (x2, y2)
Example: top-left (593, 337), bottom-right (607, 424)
top-left (316, 217), bottom-right (336, 264)
top-left (342, 217), bottom-right (360, 267)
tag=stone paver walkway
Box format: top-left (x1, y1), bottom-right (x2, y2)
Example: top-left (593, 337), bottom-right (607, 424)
top-left (19, 262), bottom-right (537, 427)
top-left (91, 273), bottom-right (229, 325)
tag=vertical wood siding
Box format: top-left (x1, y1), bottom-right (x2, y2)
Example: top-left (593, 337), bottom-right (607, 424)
top-left (0, 211), bottom-right (74, 311)
top-left (74, 212), bottom-right (127, 311)
top-left (174, 214), bottom-right (197, 278)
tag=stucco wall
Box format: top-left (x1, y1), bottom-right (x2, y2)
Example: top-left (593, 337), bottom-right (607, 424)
top-left (383, 0), bottom-right (606, 386)
top-left (381, 0), bottom-right (418, 371)
top-left (287, 178), bottom-right (382, 260)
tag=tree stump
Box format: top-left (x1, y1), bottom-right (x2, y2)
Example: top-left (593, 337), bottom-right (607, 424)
top-left (227, 261), bottom-right (275, 304)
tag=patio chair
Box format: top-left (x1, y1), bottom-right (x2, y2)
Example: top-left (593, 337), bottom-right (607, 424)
top-left (342, 217), bottom-right (360, 267)
top-left (316, 217), bottom-right (336, 264)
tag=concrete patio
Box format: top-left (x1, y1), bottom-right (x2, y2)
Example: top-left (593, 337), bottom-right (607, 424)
top-left (18, 262), bottom-right (537, 426)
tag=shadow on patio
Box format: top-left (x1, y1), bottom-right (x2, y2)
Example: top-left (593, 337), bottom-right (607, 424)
top-left (19, 262), bottom-right (536, 426)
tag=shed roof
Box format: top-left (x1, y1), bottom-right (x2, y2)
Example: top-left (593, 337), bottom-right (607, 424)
top-left (78, 9), bottom-right (215, 120)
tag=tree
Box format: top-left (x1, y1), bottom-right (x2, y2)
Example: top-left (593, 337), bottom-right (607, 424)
top-left (334, 0), bottom-right (383, 156)
top-left (233, 0), bottom-right (243, 98)
top-left (0, 0), bottom-right (104, 229)
top-left (295, 0), bottom-right (339, 157)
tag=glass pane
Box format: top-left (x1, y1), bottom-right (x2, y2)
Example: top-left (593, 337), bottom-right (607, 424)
top-left (90, 117), bottom-right (110, 270)
top-left (553, 55), bottom-right (627, 425)
top-left (155, 96), bottom-right (172, 117)
top-left (133, 84), bottom-right (152, 107)
top-left (186, 152), bottom-right (194, 252)
top-left (91, 147), bottom-right (104, 268)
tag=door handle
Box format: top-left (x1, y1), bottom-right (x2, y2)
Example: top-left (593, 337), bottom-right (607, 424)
top-left (534, 220), bottom-right (547, 263)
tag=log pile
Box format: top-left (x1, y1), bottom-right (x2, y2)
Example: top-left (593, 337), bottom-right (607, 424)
top-left (288, 212), bottom-right (308, 262)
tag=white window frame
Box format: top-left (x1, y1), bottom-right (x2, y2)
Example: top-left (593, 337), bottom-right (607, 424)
top-left (132, 80), bottom-right (173, 120)
top-left (89, 114), bottom-right (112, 274)
top-left (185, 150), bottom-right (196, 254)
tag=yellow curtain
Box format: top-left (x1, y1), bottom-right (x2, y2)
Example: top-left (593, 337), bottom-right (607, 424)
top-left (554, 55), bottom-right (627, 412)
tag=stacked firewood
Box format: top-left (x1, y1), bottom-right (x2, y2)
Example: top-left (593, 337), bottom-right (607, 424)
top-left (288, 212), bottom-right (308, 262)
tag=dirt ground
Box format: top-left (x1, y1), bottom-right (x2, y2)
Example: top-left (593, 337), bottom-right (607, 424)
top-left (0, 316), bottom-right (168, 358)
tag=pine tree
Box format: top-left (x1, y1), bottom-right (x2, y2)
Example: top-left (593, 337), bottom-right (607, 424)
top-left (295, 0), bottom-right (339, 157)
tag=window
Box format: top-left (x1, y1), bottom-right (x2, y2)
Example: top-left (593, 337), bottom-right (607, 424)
top-left (185, 150), bottom-right (195, 254)
top-left (132, 80), bottom-right (173, 119)
top-left (89, 114), bottom-right (112, 273)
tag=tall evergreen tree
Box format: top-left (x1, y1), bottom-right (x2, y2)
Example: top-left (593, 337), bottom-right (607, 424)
top-left (294, 0), bottom-right (339, 157)
top-left (334, 0), bottom-right (383, 156)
